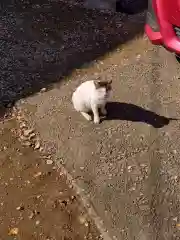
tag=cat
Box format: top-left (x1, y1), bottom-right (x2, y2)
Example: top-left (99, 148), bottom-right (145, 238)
top-left (72, 80), bottom-right (112, 124)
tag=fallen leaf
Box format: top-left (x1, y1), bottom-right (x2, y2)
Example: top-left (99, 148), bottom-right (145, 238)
top-left (9, 227), bottom-right (19, 235)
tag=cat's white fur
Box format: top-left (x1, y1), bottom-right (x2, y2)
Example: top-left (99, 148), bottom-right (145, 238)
top-left (72, 80), bottom-right (111, 124)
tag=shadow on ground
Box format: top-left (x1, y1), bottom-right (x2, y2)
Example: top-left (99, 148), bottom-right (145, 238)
top-left (0, 0), bottom-right (146, 112)
top-left (106, 102), bottom-right (177, 128)
top-left (116, 0), bottom-right (148, 14)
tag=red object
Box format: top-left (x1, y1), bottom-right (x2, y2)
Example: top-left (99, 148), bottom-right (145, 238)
top-left (145, 0), bottom-right (180, 54)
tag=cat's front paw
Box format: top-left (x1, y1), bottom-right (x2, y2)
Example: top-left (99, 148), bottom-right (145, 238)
top-left (94, 117), bottom-right (100, 124)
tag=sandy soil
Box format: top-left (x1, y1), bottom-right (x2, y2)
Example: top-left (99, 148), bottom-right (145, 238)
top-left (0, 116), bottom-right (102, 240)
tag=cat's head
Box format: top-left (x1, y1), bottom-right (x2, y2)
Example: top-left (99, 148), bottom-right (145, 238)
top-left (94, 80), bottom-right (112, 93)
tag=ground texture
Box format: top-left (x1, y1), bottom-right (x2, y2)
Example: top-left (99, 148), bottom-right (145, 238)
top-left (1, 0), bottom-right (180, 240)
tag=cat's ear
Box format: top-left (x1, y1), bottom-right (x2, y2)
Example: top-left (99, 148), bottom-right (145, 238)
top-left (94, 81), bottom-right (101, 89)
top-left (108, 80), bottom-right (112, 85)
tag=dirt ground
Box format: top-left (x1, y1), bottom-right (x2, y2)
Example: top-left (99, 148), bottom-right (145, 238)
top-left (0, 114), bottom-right (102, 240)
top-left (2, 0), bottom-right (180, 240)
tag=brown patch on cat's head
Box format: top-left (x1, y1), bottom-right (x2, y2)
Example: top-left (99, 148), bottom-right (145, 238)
top-left (94, 80), bottom-right (112, 91)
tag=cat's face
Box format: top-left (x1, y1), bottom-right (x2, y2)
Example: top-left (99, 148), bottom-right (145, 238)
top-left (94, 80), bottom-right (112, 95)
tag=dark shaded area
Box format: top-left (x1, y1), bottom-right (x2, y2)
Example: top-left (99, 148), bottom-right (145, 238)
top-left (116, 0), bottom-right (148, 15)
top-left (106, 102), bottom-right (177, 128)
top-left (0, 0), bottom-right (146, 111)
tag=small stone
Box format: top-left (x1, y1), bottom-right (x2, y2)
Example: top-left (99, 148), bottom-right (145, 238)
top-left (158, 149), bottom-right (164, 154)
top-left (46, 160), bottom-right (53, 165)
top-left (84, 222), bottom-right (89, 227)
top-left (29, 133), bottom-right (36, 139)
top-left (173, 217), bottom-right (178, 221)
top-left (34, 141), bottom-right (40, 150)
top-left (16, 205), bottom-right (24, 211)
top-left (71, 196), bottom-right (76, 201)
top-left (7, 103), bottom-right (12, 108)
top-left (39, 147), bottom-right (44, 152)
top-left (127, 166), bottom-right (132, 172)
top-left (20, 135), bottom-right (28, 141)
top-left (173, 176), bottom-right (178, 181)
top-left (29, 211), bottom-right (35, 219)
top-left (22, 141), bottom-right (32, 147)
top-left (24, 129), bottom-right (34, 137)
top-left (19, 122), bottom-right (26, 129)
top-left (136, 54), bottom-right (141, 60)
top-left (113, 236), bottom-right (118, 240)
top-left (139, 205), bottom-right (149, 211)
top-left (9, 228), bottom-right (19, 236)
top-left (33, 172), bottom-right (42, 178)
top-left (79, 216), bottom-right (86, 224)
top-left (40, 88), bottom-right (47, 93)
top-left (172, 149), bottom-right (177, 154)
top-left (36, 220), bottom-right (40, 225)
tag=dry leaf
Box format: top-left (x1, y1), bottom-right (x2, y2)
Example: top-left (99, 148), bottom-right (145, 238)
top-left (9, 227), bottom-right (19, 235)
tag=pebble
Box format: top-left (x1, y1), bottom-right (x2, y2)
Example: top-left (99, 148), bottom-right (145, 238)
top-left (29, 133), bottom-right (36, 139)
top-left (16, 205), bottom-right (24, 211)
top-left (29, 211), bottom-right (35, 219)
top-left (22, 141), bottom-right (32, 147)
top-left (136, 54), bottom-right (141, 60)
top-left (84, 222), bottom-right (89, 227)
top-left (79, 215), bottom-right (86, 224)
top-left (34, 141), bottom-right (40, 150)
top-left (39, 147), bottom-right (44, 152)
top-left (20, 135), bottom-right (28, 141)
top-left (40, 88), bottom-right (47, 93)
top-left (127, 166), bottom-right (132, 172)
top-left (34, 172), bottom-right (42, 178)
top-left (173, 217), bottom-right (178, 222)
top-left (23, 129), bottom-right (34, 137)
top-left (172, 149), bottom-right (177, 154)
top-left (46, 159), bottom-right (53, 165)
top-left (7, 103), bottom-right (13, 108)
top-left (71, 196), bottom-right (76, 201)
top-left (36, 220), bottom-right (40, 225)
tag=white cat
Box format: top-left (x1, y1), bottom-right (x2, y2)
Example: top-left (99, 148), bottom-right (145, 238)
top-left (72, 80), bottom-right (112, 124)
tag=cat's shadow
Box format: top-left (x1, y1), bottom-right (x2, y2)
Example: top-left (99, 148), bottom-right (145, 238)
top-left (105, 102), bottom-right (177, 128)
